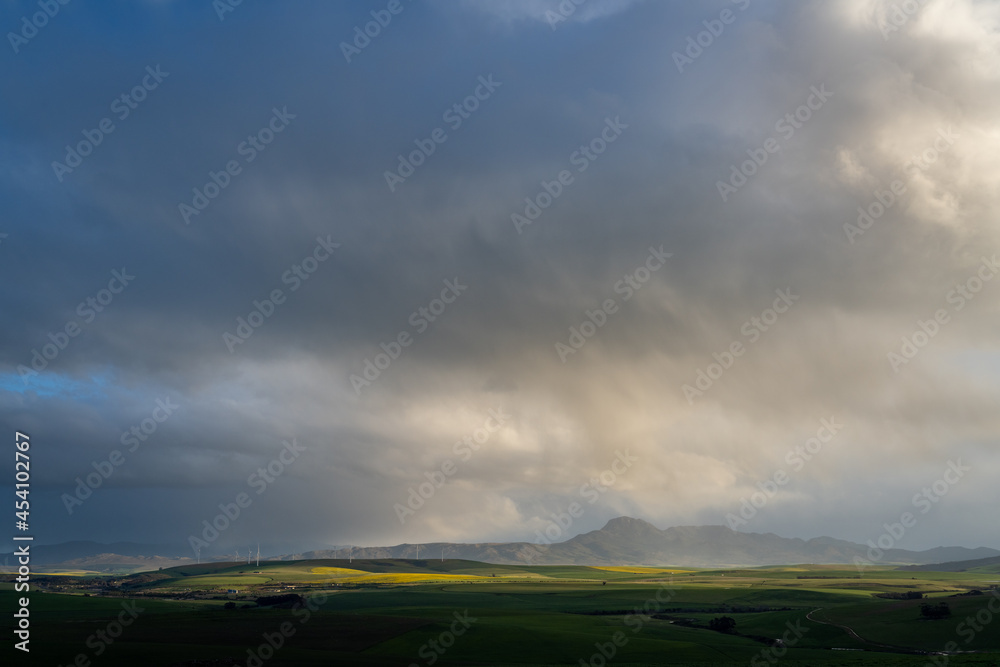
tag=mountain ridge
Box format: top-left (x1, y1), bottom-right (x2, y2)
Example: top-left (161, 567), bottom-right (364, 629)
top-left (6, 517), bottom-right (998, 571)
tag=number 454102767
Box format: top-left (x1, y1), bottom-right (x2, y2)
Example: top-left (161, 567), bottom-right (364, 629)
top-left (15, 432), bottom-right (30, 527)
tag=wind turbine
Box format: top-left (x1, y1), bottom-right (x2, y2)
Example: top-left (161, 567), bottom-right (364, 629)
top-left (247, 547), bottom-right (251, 565)
top-left (256, 544), bottom-right (260, 567)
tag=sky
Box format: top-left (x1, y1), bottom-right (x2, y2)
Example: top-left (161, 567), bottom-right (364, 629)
top-left (2, 0), bottom-right (999, 558)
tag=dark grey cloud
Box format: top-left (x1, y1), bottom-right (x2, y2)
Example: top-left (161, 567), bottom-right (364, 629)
top-left (2, 0), bottom-right (998, 556)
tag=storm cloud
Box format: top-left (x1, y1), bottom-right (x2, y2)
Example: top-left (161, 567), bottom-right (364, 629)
top-left (2, 0), bottom-right (998, 557)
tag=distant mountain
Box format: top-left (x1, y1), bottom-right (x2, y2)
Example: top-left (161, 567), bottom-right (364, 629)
top-left (279, 517), bottom-right (1000, 568)
top-left (7, 518), bottom-right (1000, 571)
top-left (0, 539), bottom-right (337, 572)
top-left (0, 541), bottom-right (184, 566)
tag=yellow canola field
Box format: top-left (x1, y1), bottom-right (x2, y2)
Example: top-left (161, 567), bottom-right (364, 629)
top-left (309, 567), bottom-right (372, 576)
top-left (345, 573), bottom-right (495, 584)
top-left (591, 566), bottom-right (693, 574)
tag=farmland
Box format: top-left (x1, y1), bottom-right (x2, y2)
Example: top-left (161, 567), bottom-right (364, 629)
top-left (3, 559), bottom-right (999, 666)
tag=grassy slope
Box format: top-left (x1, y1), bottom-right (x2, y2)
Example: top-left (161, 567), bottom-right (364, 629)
top-left (4, 561), bottom-right (999, 666)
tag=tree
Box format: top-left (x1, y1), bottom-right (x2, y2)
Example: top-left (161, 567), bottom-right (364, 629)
top-left (224, 601), bottom-right (236, 610)
top-left (709, 616), bottom-right (736, 633)
top-left (920, 602), bottom-right (951, 619)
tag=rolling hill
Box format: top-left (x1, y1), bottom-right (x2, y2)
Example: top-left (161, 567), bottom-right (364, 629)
top-left (897, 554), bottom-right (1000, 572)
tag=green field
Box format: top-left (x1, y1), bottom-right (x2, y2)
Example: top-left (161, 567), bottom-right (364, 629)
top-left (4, 559), bottom-right (1000, 666)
